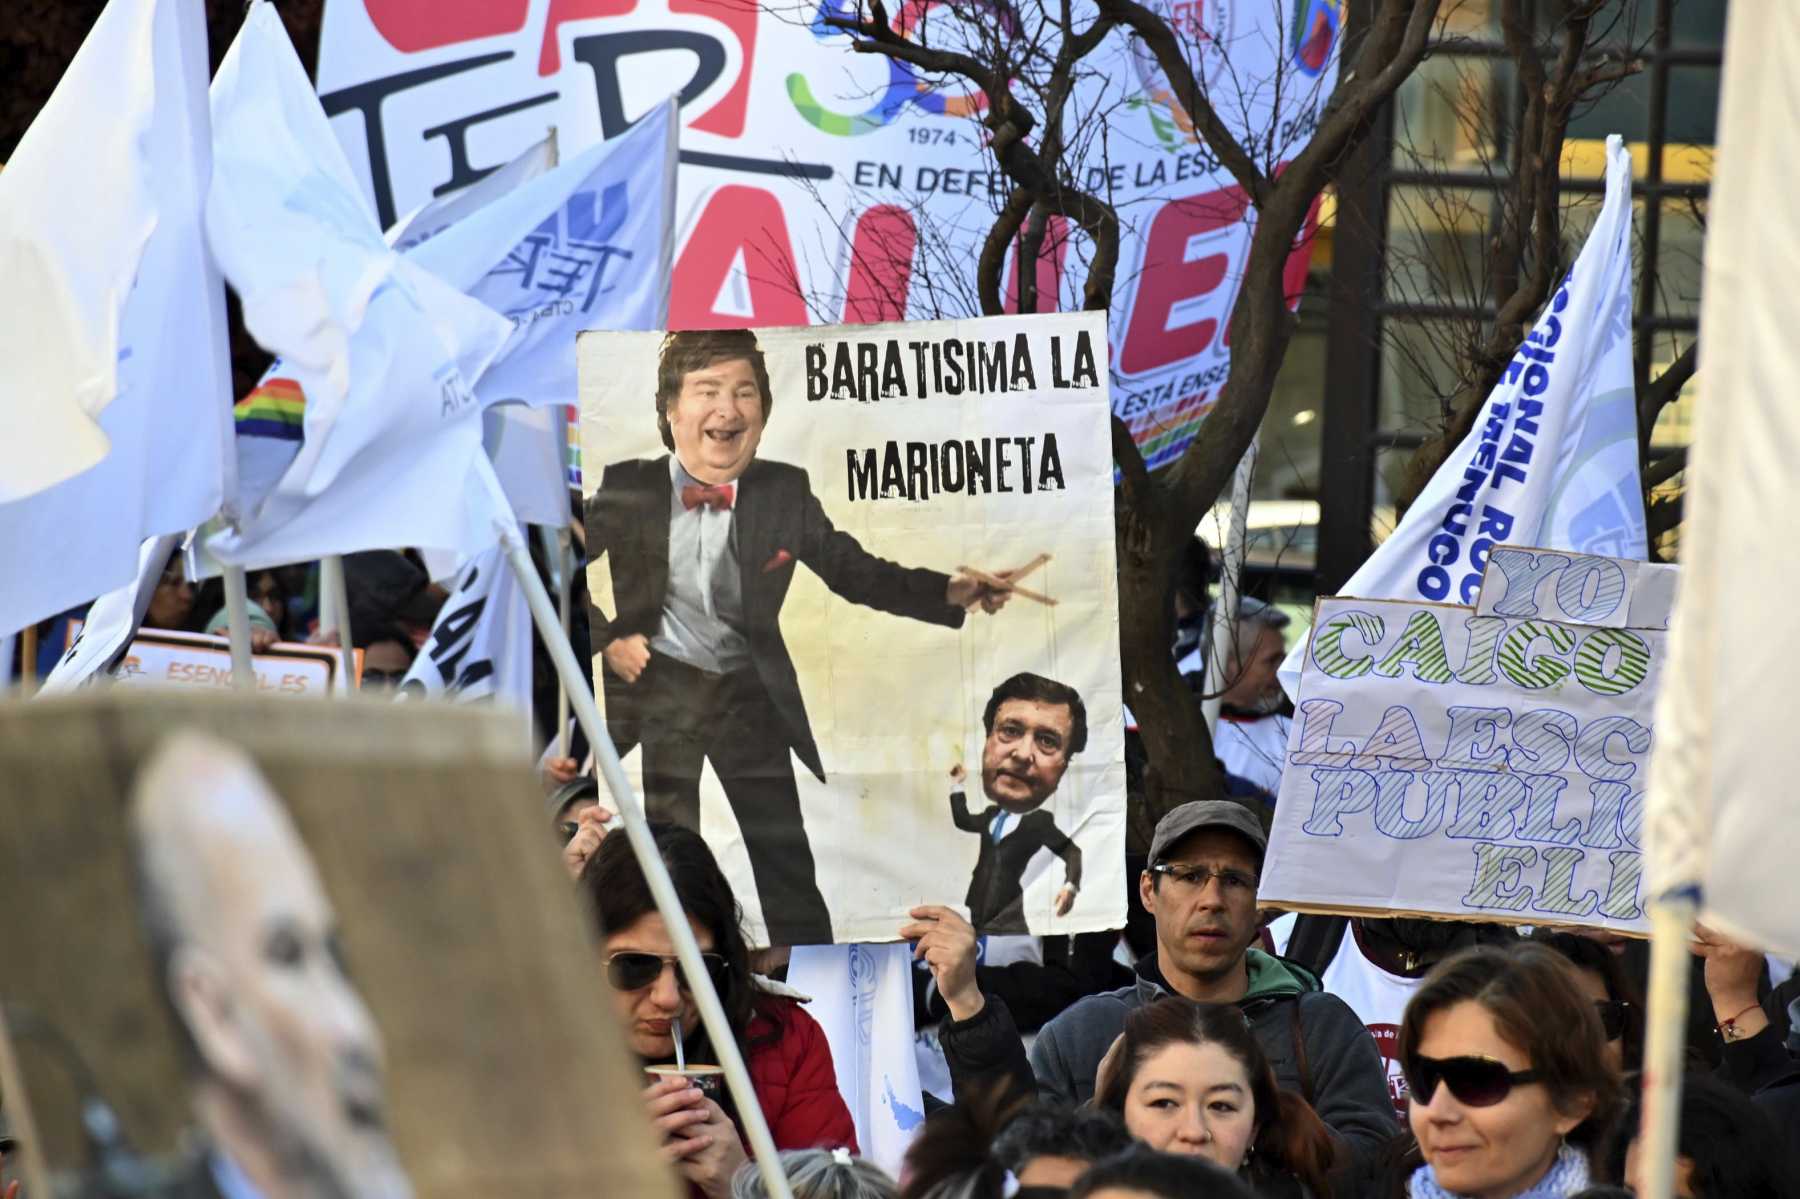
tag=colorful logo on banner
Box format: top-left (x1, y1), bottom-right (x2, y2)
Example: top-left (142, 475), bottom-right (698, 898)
top-left (787, 1), bottom-right (1012, 136)
top-left (1291, 0), bottom-right (1342, 76)
top-left (1127, 0), bottom-right (1237, 150)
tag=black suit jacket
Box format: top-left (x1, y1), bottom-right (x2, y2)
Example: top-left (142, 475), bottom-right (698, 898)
top-left (952, 789), bottom-right (1082, 932)
top-left (585, 455), bottom-right (965, 779)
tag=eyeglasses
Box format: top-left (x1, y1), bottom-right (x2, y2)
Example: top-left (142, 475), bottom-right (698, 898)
top-left (1404, 1055), bottom-right (1542, 1108)
top-left (1595, 999), bottom-right (1632, 1042)
top-left (1149, 862), bottom-right (1259, 893)
top-left (604, 950), bottom-right (731, 996)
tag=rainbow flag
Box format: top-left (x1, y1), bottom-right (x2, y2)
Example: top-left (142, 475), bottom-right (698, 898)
top-left (234, 376), bottom-right (305, 441)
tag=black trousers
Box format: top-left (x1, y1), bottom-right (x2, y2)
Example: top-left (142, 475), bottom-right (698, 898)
top-left (634, 654), bottom-right (834, 945)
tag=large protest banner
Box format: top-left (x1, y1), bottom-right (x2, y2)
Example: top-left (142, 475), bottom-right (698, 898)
top-left (317, 1), bottom-right (1339, 469)
top-left (1261, 546), bottom-right (1672, 934)
top-left (578, 313), bottom-right (1125, 945)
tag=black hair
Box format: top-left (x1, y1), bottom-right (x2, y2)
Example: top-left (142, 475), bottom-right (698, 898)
top-left (1529, 929), bottom-right (1646, 1072)
top-left (991, 1103), bottom-right (1132, 1174)
top-left (581, 821), bottom-right (773, 1055)
top-left (980, 673), bottom-right (1088, 756)
top-left (655, 329), bottom-right (773, 451)
top-left (1608, 1073), bottom-right (1799, 1199)
top-left (1067, 1145), bottom-right (1258, 1199)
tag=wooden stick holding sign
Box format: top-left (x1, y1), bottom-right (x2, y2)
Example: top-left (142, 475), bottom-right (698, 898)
top-left (493, 516), bottom-right (796, 1199)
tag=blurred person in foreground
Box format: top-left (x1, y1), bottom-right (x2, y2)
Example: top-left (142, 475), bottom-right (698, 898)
top-left (1030, 801), bottom-right (1393, 1159)
top-left (992, 1104), bottom-right (1133, 1192)
top-left (130, 732), bottom-right (411, 1199)
top-left (581, 822), bottom-right (854, 1198)
top-left (1396, 944), bottom-right (1619, 1199)
top-left (1096, 996), bottom-right (1336, 1198)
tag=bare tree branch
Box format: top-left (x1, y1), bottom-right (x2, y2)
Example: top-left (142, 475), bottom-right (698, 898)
top-left (1639, 338), bottom-right (1698, 459)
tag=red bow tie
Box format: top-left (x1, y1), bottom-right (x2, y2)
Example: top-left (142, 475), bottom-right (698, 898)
top-left (681, 482), bottom-right (735, 512)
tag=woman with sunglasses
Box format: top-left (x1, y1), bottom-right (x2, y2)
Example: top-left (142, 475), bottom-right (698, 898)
top-left (582, 823), bottom-right (856, 1198)
top-left (1529, 932), bottom-right (1643, 1075)
top-left (1397, 944), bottom-right (1620, 1199)
top-left (1094, 996), bottom-right (1336, 1198)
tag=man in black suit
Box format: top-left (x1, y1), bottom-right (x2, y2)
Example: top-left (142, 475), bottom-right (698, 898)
top-left (585, 329), bottom-right (1015, 945)
top-left (952, 672), bottom-right (1087, 934)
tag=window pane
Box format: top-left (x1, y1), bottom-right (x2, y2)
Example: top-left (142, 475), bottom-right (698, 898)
top-left (1385, 185), bottom-right (1496, 305)
top-left (1378, 317), bottom-right (1474, 436)
top-left (1392, 56), bottom-right (1515, 169)
top-left (1650, 199), bottom-right (1705, 321)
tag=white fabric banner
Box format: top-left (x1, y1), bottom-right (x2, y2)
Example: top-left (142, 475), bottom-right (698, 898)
top-left (397, 540), bottom-right (536, 744)
top-left (0, 0), bottom-right (209, 499)
top-left (1262, 547), bottom-right (1667, 933)
top-left (38, 534), bottom-right (183, 696)
top-left (790, 944), bottom-right (926, 1174)
top-left (203, 1), bottom-right (513, 571)
top-left (386, 128), bottom-right (557, 252)
top-left (0, 0), bottom-right (231, 634)
top-left (1645, 3), bottom-right (1800, 955)
top-left (315, 0), bottom-right (1339, 471)
top-left (1281, 134), bottom-right (1644, 699)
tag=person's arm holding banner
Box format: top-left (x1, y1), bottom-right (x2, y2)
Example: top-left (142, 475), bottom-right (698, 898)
top-left (790, 479), bottom-right (1018, 620)
top-left (902, 904), bottom-right (1036, 1108)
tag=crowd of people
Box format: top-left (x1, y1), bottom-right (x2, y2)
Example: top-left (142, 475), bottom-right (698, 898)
top-left (553, 774), bottom-right (1800, 1199)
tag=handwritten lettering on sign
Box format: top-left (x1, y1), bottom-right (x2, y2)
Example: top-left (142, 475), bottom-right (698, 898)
top-left (1261, 547), bottom-right (1669, 933)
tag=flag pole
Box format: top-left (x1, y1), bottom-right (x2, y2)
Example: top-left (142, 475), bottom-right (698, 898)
top-left (554, 525), bottom-right (575, 759)
top-left (18, 624), bottom-right (37, 698)
top-left (320, 554), bottom-right (357, 688)
top-left (1202, 438), bottom-right (1258, 734)
top-left (1638, 892), bottom-right (1697, 1199)
top-left (494, 520), bottom-right (796, 1199)
top-left (221, 564), bottom-right (257, 692)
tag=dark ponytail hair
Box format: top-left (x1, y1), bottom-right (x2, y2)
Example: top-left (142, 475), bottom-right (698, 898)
top-left (1095, 996), bottom-right (1337, 1197)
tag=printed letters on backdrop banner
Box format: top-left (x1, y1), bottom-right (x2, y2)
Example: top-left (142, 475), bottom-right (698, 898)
top-left (1261, 546), bottom-right (1673, 934)
top-left (316, 0), bottom-right (1341, 470)
top-left (578, 314), bottom-right (1126, 946)
top-left (59, 624), bottom-right (358, 696)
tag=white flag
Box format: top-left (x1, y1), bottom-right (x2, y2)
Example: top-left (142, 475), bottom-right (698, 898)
top-left (397, 539), bottom-right (535, 743)
top-left (386, 129), bottom-right (557, 253)
top-left (405, 99), bottom-right (679, 525)
top-left (39, 534), bottom-right (184, 695)
top-left (789, 944), bottom-right (927, 1174)
top-left (1280, 134), bottom-right (1643, 699)
top-left (0, 0), bottom-right (230, 634)
top-left (1645, 4), bottom-right (1800, 955)
top-left (203, 1), bottom-right (512, 570)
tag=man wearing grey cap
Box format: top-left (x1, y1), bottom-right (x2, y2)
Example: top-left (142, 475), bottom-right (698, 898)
top-left (1028, 799), bottom-right (1394, 1159)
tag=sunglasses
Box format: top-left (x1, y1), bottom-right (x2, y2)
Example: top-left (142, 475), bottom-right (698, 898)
top-left (1595, 998), bottom-right (1632, 1042)
top-left (604, 950), bottom-right (731, 996)
top-left (1404, 1055), bottom-right (1541, 1107)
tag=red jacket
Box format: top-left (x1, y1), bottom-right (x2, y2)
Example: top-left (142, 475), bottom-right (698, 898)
top-left (744, 996), bottom-right (858, 1155)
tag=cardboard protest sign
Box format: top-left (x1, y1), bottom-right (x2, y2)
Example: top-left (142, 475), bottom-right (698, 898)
top-left (0, 692), bottom-right (674, 1199)
top-left (578, 314), bottom-right (1126, 946)
top-left (1261, 547), bottom-right (1667, 933)
top-left (64, 622), bottom-right (359, 694)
